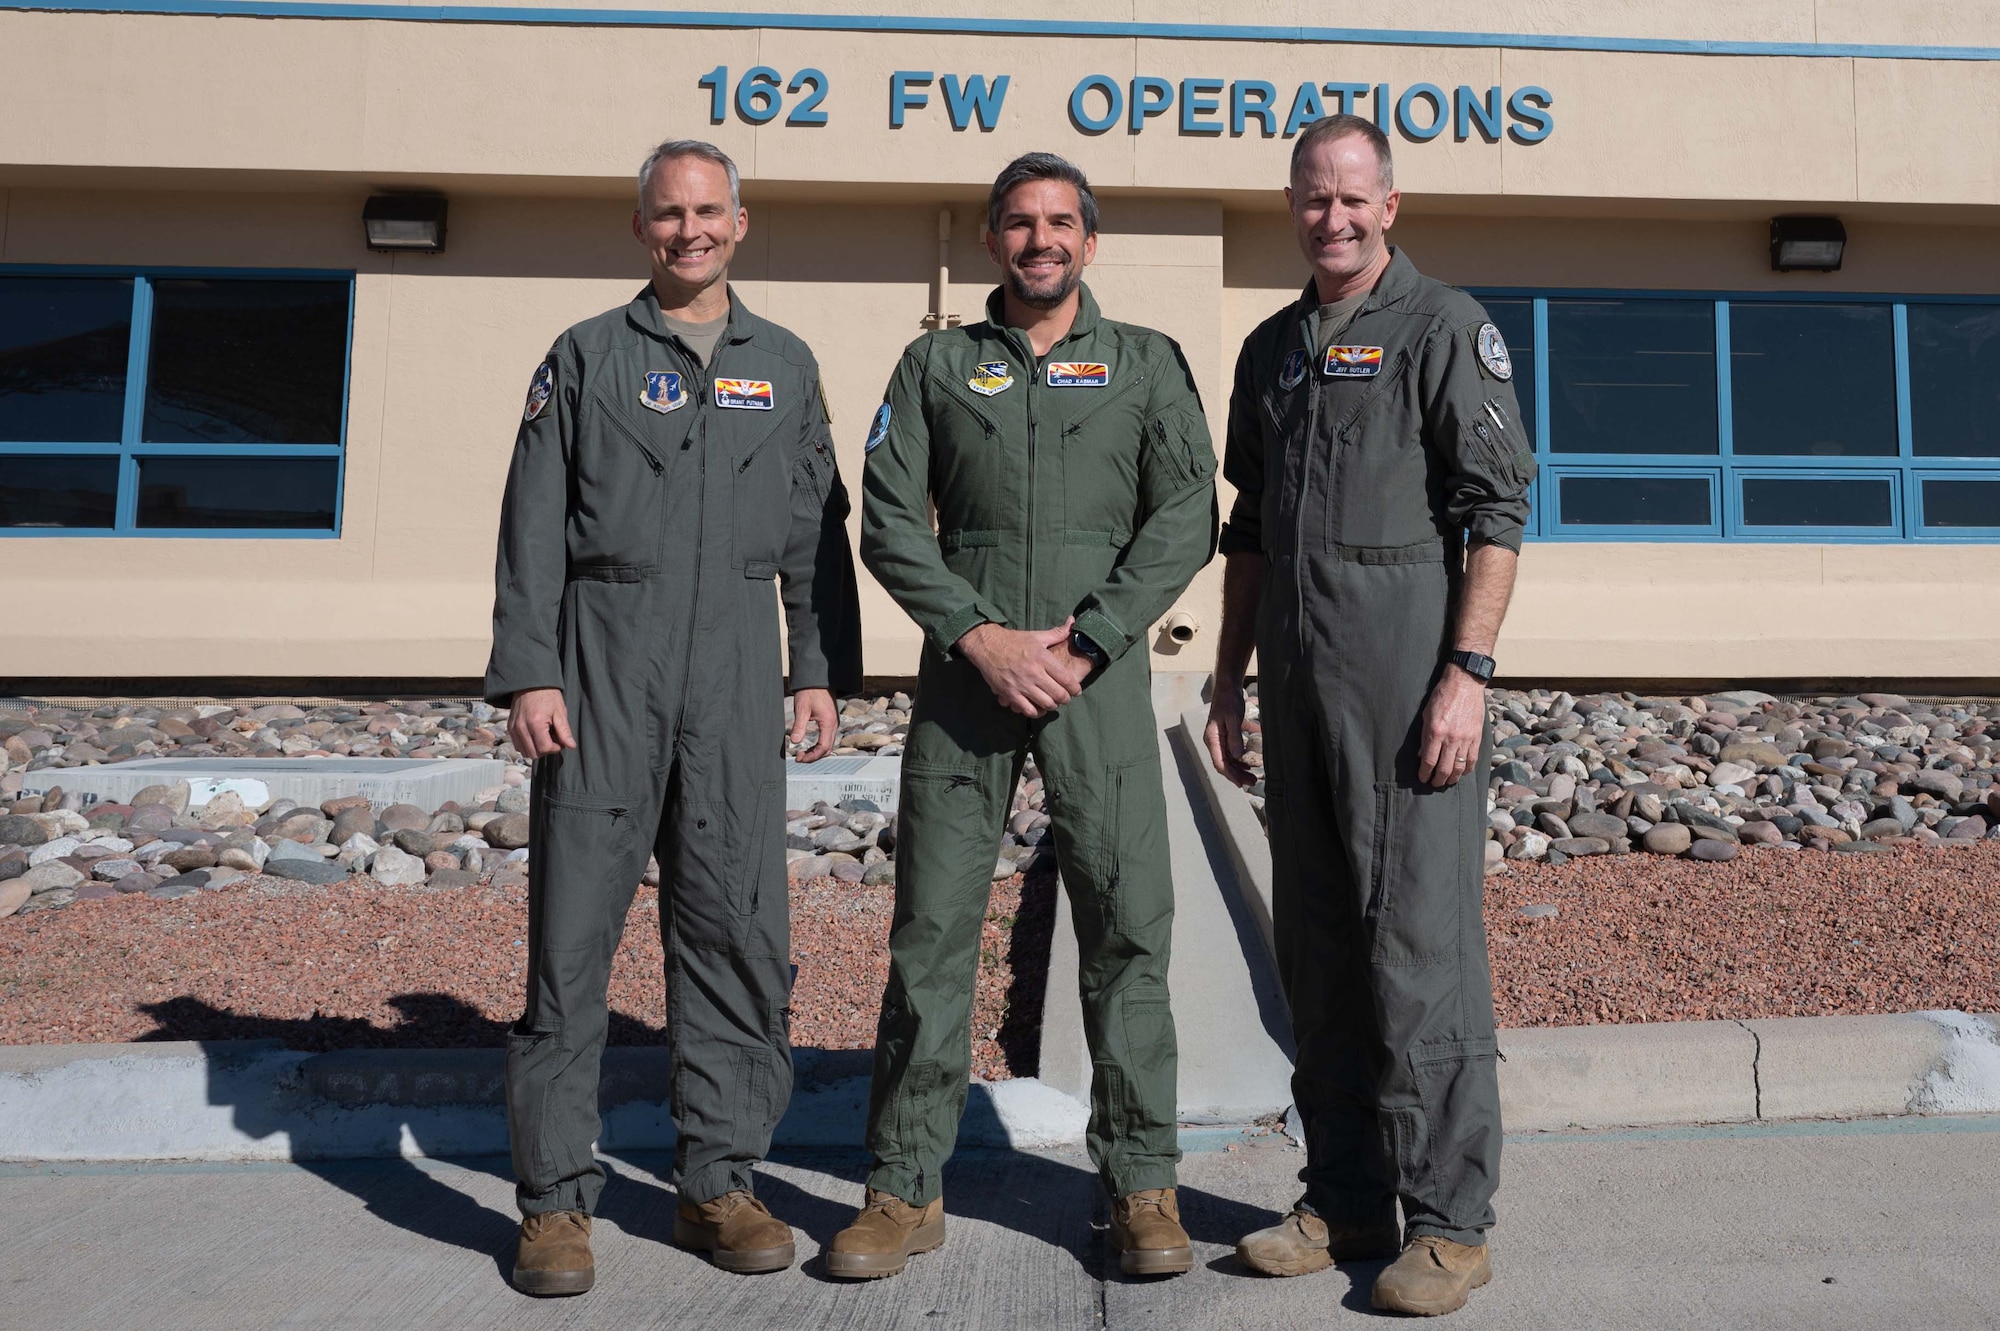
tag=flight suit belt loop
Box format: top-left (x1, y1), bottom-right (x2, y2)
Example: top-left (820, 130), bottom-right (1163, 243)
top-left (1328, 540), bottom-right (1445, 565)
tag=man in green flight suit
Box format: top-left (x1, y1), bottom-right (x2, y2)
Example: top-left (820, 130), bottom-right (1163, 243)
top-left (1204, 115), bottom-right (1535, 1317)
top-left (486, 139), bottom-right (861, 1295)
top-left (829, 153), bottom-right (1218, 1280)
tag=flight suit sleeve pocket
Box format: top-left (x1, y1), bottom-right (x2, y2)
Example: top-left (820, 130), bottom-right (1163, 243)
top-left (743, 560), bottom-right (780, 580)
top-left (1145, 407), bottom-right (1217, 492)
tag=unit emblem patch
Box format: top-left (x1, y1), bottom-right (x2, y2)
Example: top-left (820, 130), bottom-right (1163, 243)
top-left (1475, 322), bottom-right (1513, 381)
top-left (1322, 345), bottom-right (1384, 378)
top-left (1278, 348), bottom-right (1308, 392)
top-left (715, 378), bottom-right (775, 410)
top-left (1047, 361), bottom-right (1110, 388)
top-left (523, 362), bottom-right (554, 422)
top-left (967, 361), bottom-right (1015, 396)
top-left (865, 403), bottom-right (893, 453)
top-left (639, 370), bottom-right (686, 415)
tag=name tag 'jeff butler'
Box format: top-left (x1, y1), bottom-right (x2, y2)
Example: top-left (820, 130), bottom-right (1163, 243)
top-left (1322, 346), bottom-right (1384, 378)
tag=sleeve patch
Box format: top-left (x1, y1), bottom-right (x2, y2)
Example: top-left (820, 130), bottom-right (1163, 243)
top-left (865, 402), bottom-right (892, 453)
top-left (817, 379), bottom-right (834, 425)
top-left (1473, 323), bottom-right (1513, 382)
top-left (523, 361), bottom-right (555, 422)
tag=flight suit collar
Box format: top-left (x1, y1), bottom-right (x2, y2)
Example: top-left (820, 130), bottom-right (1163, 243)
top-left (625, 282), bottom-right (763, 348)
top-left (1293, 246), bottom-right (1421, 333)
top-left (980, 280), bottom-right (1104, 358)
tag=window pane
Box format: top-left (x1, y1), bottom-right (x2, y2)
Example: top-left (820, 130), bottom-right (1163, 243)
top-left (135, 456), bottom-right (338, 530)
top-left (1741, 476), bottom-right (1893, 528)
top-left (1558, 474), bottom-right (1711, 526)
top-left (1480, 299), bottom-right (1536, 442)
top-left (143, 280), bottom-right (348, 444)
top-left (1730, 302), bottom-right (1895, 456)
top-left (1548, 299), bottom-right (1716, 455)
top-left (0, 454), bottom-right (119, 528)
top-left (1922, 478), bottom-right (2000, 528)
top-left (0, 277), bottom-right (133, 443)
top-left (1910, 303), bottom-right (2000, 457)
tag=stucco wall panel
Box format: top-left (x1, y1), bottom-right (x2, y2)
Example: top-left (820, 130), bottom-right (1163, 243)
top-left (1854, 61), bottom-right (2000, 206)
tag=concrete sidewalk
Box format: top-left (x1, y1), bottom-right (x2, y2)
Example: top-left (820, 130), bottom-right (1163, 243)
top-left (5, 1116), bottom-right (1999, 1330)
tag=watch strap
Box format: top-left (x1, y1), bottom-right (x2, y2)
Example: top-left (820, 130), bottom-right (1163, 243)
top-left (1448, 649), bottom-right (1496, 682)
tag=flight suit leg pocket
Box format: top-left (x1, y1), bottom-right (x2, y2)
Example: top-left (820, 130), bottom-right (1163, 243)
top-left (1366, 781), bottom-right (1460, 967)
top-left (1409, 1036), bottom-right (1501, 1227)
top-left (1103, 756), bottom-right (1172, 937)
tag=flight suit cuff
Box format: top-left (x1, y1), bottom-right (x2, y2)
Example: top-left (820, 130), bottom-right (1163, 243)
top-left (1216, 521), bottom-right (1263, 558)
top-left (1070, 608), bottom-right (1131, 663)
top-left (1465, 515), bottom-right (1524, 553)
top-left (937, 603), bottom-right (1002, 658)
top-left (483, 663), bottom-right (562, 711)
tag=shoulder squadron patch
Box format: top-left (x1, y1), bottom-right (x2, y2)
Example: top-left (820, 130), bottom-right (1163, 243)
top-left (1047, 361), bottom-right (1110, 388)
top-left (1475, 322), bottom-right (1513, 381)
top-left (865, 403), bottom-right (892, 453)
top-left (967, 361), bottom-right (1015, 396)
top-left (639, 370), bottom-right (686, 415)
top-left (715, 378), bottom-right (775, 410)
top-left (523, 362), bottom-right (554, 422)
top-left (818, 379), bottom-right (834, 424)
top-left (1322, 345), bottom-right (1384, 378)
top-left (1278, 348), bottom-right (1308, 392)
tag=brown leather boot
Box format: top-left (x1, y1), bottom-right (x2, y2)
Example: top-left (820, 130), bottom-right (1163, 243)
top-left (511, 1210), bottom-right (594, 1296)
top-left (672, 1190), bottom-right (796, 1274)
top-left (1372, 1234), bottom-right (1492, 1316)
top-left (1236, 1209), bottom-right (1402, 1276)
top-left (824, 1188), bottom-right (946, 1279)
top-left (1109, 1188), bottom-right (1194, 1277)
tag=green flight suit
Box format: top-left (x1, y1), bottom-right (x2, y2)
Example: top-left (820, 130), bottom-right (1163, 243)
top-left (1221, 249), bottom-right (1536, 1245)
top-left (485, 285), bottom-right (861, 1217)
top-left (859, 284), bottom-right (1218, 1204)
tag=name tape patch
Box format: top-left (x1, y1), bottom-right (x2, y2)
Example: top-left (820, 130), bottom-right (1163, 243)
top-left (715, 378), bottom-right (774, 410)
top-left (1046, 361), bottom-right (1110, 388)
top-left (1322, 345), bottom-right (1384, 378)
top-left (639, 370), bottom-right (686, 415)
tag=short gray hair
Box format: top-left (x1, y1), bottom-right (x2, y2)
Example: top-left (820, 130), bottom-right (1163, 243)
top-left (637, 139), bottom-right (741, 211)
top-left (986, 152), bottom-right (1099, 237)
top-left (1290, 114), bottom-right (1395, 193)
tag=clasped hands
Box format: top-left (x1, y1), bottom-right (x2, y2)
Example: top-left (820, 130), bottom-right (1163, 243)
top-left (955, 618), bottom-right (1096, 719)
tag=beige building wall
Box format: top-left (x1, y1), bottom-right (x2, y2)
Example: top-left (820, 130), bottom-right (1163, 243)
top-left (3, 4), bottom-right (1999, 683)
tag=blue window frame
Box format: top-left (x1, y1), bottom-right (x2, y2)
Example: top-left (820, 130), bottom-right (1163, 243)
top-left (0, 267), bottom-right (353, 538)
top-left (1469, 287), bottom-right (2000, 542)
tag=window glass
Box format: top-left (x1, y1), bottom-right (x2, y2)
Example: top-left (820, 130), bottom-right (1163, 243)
top-left (1557, 474), bottom-right (1711, 527)
top-left (136, 456), bottom-right (338, 530)
top-left (1479, 299), bottom-right (1536, 442)
top-left (1740, 476), bottom-right (1893, 528)
top-left (143, 279), bottom-right (348, 444)
top-left (1921, 478), bottom-right (2000, 529)
top-left (1548, 299), bottom-right (1716, 455)
top-left (1730, 302), bottom-right (1895, 456)
top-left (0, 455), bottom-right (120, 528)
top-left (0, 277), bottom-right (133, 443)
top-left (1909, 303), bottom-right (2000, 458)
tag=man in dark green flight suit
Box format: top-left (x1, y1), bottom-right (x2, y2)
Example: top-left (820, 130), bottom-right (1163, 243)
top-left (828, 153), bottom-right (1217, 1281)
top-left (486, 139), bottom-right (861, 1296)
top-left (1204, 115), bottom-right (1535, 1318)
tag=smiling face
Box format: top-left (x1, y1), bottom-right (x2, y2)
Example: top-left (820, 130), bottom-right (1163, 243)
top-left (1286, 132), bottom-right (1400, 302)
top-left (631, 153), bottom-right (747, 302)
top-left (985, 177), bottom-right (1098, 311)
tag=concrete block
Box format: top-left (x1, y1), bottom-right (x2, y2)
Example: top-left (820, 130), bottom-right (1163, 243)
top-left (783, 754), bottom-right (902, 812)
top-left (1177, 703), bottom-right (1274, 957)
top-left (1500, 1020), bottom-right (1759, 1131)
top-left (21, 758), bottom-right (506, 813)
top-left (1745, 1013), bottom-right (1947, 1120)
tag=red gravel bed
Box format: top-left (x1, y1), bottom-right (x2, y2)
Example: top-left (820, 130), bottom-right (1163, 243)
top-left (1487, 842), bottom-right (2000, 1026)
top-left (0, 867), bottom-right (1056, 1081)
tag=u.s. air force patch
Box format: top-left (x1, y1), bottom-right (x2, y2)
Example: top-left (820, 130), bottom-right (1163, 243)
top-left (523, 362), bottom-right (554, 422)
top-left (865, 403), bottom-right (892, 453)
top-left (967, 361), bottom-right (1014, 396)
top-left (1475, 322), bottom-right (1513, 381)
top-left (1278, 348), bottom-right (1307, 392)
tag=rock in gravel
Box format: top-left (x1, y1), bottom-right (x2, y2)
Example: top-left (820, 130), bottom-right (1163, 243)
top-left (148, 877), bottom-right (202, 899)
top-left (496, 788), bottom-right (530, 815)
top-left (1910, 770), bottom-right (1964, 803)
top-left (991, 858), bottom-right (1016, 881)
top-left (1834, 839), bottom-right (1896, 855)
top-left (1552, 837), bottom-right (1611, 857)
top-left (126, 804), bottom-right (176, 833)
top-left (21, 862), bottom-right (84, 895)
top-left (788, 855), bottom-right (831, 882)
top-left (1860, 817), bottom-right (1905, 841)
top-left (18, 887), bottom-right (76, 913)
top-left (321, 794), bottom-right (371, 818)
top-left (267, 838), bottom-right (328, 865)
top-left (379, 803), bottom-right (431, 832)
top-left (91, 857), bottom-right (143, 881)
top-left (1643, 824), bottom-right (1693, 855)
top-left (1565, 811), bottom-right (1628, 842)
top-left (160, 844), bottom-right (218, 872)
top-left (427, 868), bottom-right (482, 889)
top-left (0, 815), bottom-right (50, 847)
top-left (130, 782), bottom-right (191, 815)
top-left (862, 861), bottom-right (896, 886)
top-left (0, 879), bottom-right (29, 919)
top-left (370, 846), bottom-right (428, 887)
top-left (265, 857), bottom-right (348, 885)
top-left (1736, 820), bottom-right (1784, 847)
top-left (329, 806), bottom-right (377, 844)
top-left (387, 828), bottom-right (435, 857)
top-left (1687, 839), bottom-right (1740, 863)
top-left (28, 836), bottom-right (81, 866)
top-left (483, 813), bottom-right (531, 850)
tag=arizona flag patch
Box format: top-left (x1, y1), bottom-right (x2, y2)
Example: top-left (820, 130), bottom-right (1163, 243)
top-left (1322, 345), bottom-right (1384, 378)
top-left (714, 378), bottom-right (774, 410)
top-left (1046, 362), bottom-right (1110, 388)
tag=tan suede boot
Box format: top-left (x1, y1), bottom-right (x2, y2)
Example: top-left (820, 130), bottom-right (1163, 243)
top-left (825, 1189), bottom-right (947, 1279)
top-left (672, 1190), bottom-right (797, 1274)
top-left (511, 1210), bottom-right (594, 1297)
top-left (1372, 1235), bottom-right (1492, 1316)
top-left (1109, 1188), bottom-right (1194, 1277)
top-left (1236, 1209), bottom-right (1402, 1276)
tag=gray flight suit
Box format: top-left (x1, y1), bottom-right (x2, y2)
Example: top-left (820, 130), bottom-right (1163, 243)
top-left (1220, 249), bottom-right (1535, 1245)
top-left (485, 284), bottom-right (862, 1216)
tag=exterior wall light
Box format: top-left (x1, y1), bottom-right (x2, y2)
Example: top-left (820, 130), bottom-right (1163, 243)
top-left (1769, 215), bottom-right (1846, 272)
top-left (363, 195), bottom-right (449, 252)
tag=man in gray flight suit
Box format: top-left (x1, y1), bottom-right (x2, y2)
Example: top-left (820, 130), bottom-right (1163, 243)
top-left (486, 139), bottom-right (861, 1295)
top-left (1204, 115), bottom-right (1534, 1318)
top-left (829, 153), bottom-right (1217, 1281)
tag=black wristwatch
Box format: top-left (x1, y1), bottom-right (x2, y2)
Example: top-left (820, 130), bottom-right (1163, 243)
top-left (1447, 649), bottom-right (1496, 683)
top-left (1070, 628), bottom-right (1108, 671)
